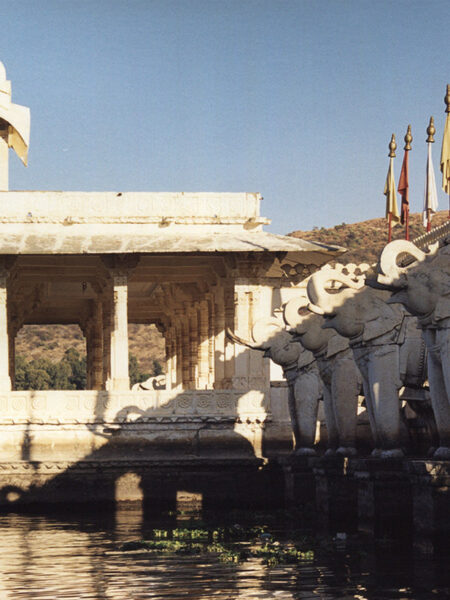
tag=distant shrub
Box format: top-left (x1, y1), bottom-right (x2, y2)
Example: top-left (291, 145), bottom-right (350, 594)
top-left (15, 348), bottom-right (161, 390)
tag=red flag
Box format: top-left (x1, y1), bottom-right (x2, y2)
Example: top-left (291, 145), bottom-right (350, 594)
top-left (398, 150), bottom-right (409, 225)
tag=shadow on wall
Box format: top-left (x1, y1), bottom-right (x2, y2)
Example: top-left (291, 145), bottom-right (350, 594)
top-left (0, 361), bottom-right (286, 511)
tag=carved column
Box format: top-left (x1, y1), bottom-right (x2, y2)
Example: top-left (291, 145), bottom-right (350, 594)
top-left (108, 273), bottom-right (130, 391)
top-left (207, 295), bottom-right (215, 388)
top-left (181, 318), bottom-right (190, 388)
top-left (165, 323), bottom-right (173, 391)
top-left (248, 285), bottom-right (270, 391)
top-left (170, 326), bottom-right (178, 389)
top-left (188, 307), bottom-right (198, 389)
top-left (0, 271), bottom-right (11, 391)
top-left (8, 327), bottom-right (16, 390)
top-left (101, 256), bottom-right (139, 391)
top-left (223, 281), bottom-right (235, 388)
top-left (232, 281), bottom-right (251, 390)
top-left (102, 295), bottom-right (112, 388)
top-left (197, 300), bottom-right (210, 389)
top-left (91, 300), bottom-right (104, 390)
top-left (213, 285), bottom-right (225, 388)
top-left (84, 320), bottom-right (93, 390)
top-left (175, 325), bottom-right (183, 388)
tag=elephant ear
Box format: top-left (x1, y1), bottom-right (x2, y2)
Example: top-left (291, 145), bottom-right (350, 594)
top-left (326, 333), bottom-right (349, 357)
top-left (433, 295), bottom-right (450, 323)
top-left (360, 292), bottom-right (404, 342)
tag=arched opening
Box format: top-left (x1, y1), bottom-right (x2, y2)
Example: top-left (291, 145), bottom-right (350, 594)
top-left (13, 323), bottom-right (166, 391)
top-left (14, 324), bottom-right (86, 390)
top-left (128, 323), bottom-right (165, 388)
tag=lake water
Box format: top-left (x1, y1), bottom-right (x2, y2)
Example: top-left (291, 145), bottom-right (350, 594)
top-left (0, 507), bottom-right (448, 599)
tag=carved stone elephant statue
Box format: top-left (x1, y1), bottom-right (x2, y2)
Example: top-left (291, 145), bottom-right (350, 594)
top-left (307, 265), bottom-right (428, 458)
top-left (284, 295), bottom-right (362, 456)
top-left (227, 317), bottom-right (322, 455)
top-left (131, 374), bottom-right (166, 391)
top-left (377, 240), bottom-right (450, 458)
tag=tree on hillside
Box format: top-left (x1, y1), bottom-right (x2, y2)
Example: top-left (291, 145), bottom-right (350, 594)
top-left (15, 349), bottom-right (160, 390)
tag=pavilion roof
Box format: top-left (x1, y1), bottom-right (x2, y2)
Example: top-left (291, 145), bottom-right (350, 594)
top-left (0, 191), bottom-right (345, 264)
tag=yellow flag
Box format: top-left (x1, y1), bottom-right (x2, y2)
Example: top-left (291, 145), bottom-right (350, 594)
top-left (384, 158), bottom-right (400, 222)
top-left (441, 113), bottom-right (450, 194)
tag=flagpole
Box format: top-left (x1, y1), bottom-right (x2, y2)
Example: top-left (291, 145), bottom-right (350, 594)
top-left (425, 116), bottom-right (437, 232)
top-left (445, 85), bottom-right (450, 218)
top-left (405, 202), bottom-right (409, 239)
top-left (399, 125), bottom-right (412, 240)
top-left (427, 119), bottom-right (433, 232)
top-left (387, 134), bottom-right (397, 242)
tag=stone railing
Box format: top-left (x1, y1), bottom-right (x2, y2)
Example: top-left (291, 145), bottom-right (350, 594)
top-left (412, 218), bottom-right (450, 249)
top-left (0, 389), bottom-right (269, 425)
top-left (0, 191), bottom-right (262, 220)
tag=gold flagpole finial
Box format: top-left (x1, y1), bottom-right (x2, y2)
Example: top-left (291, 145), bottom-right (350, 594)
top-left (404, 124), bottom-right (412, 150)
top-left (445, 84), bottom-right (450, 113)
top-left (426, 116), bottom-right (435, 143)
top-left (388, 133), bottom-right (396, 157)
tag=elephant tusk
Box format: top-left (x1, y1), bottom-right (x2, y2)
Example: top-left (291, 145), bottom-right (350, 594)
top-left (225, 327), bottom-right (263, 350)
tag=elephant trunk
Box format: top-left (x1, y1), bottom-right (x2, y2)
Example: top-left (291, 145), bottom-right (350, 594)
top-left (378, 239), bottom-right (437, 286)
top-left (283, 295), bottom-right (309, 328)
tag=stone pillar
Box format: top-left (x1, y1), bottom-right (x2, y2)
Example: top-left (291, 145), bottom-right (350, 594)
top-left (170, 327), bottom-right (178, 389)
top-left (181, 319), bottom-right (190, 388)
top-left (223, 282), bottom-right (235, 388)
top-left (165, 324), bottom-right (173, 391)
top-left (85, 321), bottom-right (93, 390)
top-left (108, 274), bottom-right (130, 391)
top-left (232, 282), bottom-right (251, 390)
top-left (91, 301), bottom-right (104, 390)
top-left (214, 286), bottom-right (225, 388)
top-left (175, 325), bottom-right (183, 388)
top-left (248, 286), bottom-right (270, 391)
top-left (197, 300), bottom-right (210, 389)
top-left (188, 308), bottom-right (198, 389)
top-left (0, 272), bottom-right (11, 391)
top-left (207, 295), bottom-right (215, 388)
top-left (102, 296), bottom-right (112, 388)
top-left (8, 327), bottom-right (15, 390)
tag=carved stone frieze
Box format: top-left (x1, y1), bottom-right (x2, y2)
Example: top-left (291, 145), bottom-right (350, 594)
top-left (0, 390), bottom-right (269, 425)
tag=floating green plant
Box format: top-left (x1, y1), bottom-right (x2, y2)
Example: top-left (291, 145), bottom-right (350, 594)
top-left (118, 525), bottom-right (315, 566)
top-left (153, 527), bottom-right (210, 541)
top-left (255, 543), bottom-right (314, 565)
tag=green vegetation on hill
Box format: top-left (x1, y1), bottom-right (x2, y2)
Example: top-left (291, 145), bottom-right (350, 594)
top-left (289, 210), bottom-right (448, 265)
top-left (15, 323), bottom-right (166, 386)
top-left (15, 347), bottom-right (163, 391)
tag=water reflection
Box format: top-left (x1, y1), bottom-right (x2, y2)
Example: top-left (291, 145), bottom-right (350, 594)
top-left (0, 508), bottom-right (447, 599)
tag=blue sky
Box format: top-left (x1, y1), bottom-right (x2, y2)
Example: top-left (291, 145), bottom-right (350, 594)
top-left (1, 0), bottom-right (449, 234)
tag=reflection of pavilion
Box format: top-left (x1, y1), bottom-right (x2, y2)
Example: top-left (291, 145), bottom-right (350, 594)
top-left (0, 62), bottom-right (343, 505)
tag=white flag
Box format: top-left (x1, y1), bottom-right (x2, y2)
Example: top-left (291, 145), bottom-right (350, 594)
top-left (423, 142), bottom-right (439, 227)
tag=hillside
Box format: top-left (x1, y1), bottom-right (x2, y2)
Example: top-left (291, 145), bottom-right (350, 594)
top-left (289, 210), bottom-right (448, 265)
top-left (16, 323), bottom-right (165, 375)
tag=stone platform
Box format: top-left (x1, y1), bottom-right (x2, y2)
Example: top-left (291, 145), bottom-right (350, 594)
top-left (0, 388), bottom-right (291, 510)
top-left (280, 454), bottom-right (450, 552)
top-left (0, 457), bottom-right (285, 511)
